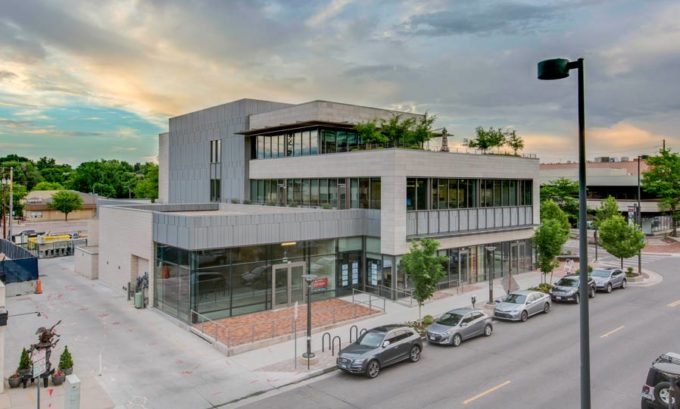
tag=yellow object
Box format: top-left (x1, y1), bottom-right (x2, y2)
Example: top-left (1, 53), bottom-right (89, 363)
top-left (26, 234), bottom-right (74, 250)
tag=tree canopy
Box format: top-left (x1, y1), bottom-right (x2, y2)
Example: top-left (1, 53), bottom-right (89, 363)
top-left (593, 196), bottom-right (620, 229)
top-left (540, 199), bottom-right (570, 234)
top-left (399, 238), bottom-right (447, 320)
top-left (464, 127), bottom-right (507, 153)
top-left (540, 177), bottom-right (579, 226)
top-left (48, 190), bottom-right (84, 221)
top-left (642, 148), bottom-right (680, 236)
top-left (534, 218), bottom-right (569, 283)
top-left (354, 113), bottom-right (437, 149)
top-left (598, 215), bottom-right (645, 267)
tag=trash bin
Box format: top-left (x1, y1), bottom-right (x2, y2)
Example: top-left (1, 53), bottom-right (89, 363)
top-left (134, 292), bottom-right (144, 309)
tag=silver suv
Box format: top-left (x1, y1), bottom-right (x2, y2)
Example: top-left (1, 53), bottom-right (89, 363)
top-left (426, 308), bottom-right (493, 346)
top-left (591, 267), bottom-right (627, 293)
top-left (336, 324), bottom-right (422, 378)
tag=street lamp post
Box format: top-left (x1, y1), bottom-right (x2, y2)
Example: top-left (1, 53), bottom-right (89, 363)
top-left (538, 57), bottom-right (591, 409)
top-left (301, 274), bottom-right (317, 370)
top-left (637, 155), bottom-right (648, 275)
top-left (485, 246), bottom-right (496, 304)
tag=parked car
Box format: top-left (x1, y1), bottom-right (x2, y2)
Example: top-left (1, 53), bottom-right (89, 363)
top-left (641, 352), bottom-right (680, 408)
top-left (494, 290), bottom-right (551, 322)
top-left (591, 267), bottom-right (627, 293)
top-left (336, 324), bottom-right (422, 378)
top-left (550, 274), bottom-right (596, 303)
top-left (426, 308), bottom-right (492, 346)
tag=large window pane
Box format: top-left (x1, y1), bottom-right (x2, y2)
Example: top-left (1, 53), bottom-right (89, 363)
top-left (271, 135), bottom-right (278, 158)
top-left (330, 179), bottom-right (338, 207)
top-left (347, 131), bottom-right (358, 152)
top-left (310, 129), bottom-right (319, 155)
top-left (458, 179), bottom-right (467, 208)
top-left (294, 132), bottom-right (302, 156)
top-left (277, 135), bottom-right (284, 158)
top-left (350, 178), bottom-right (359, 208)
top-left (502, 180), bottom-right (510, 206)
top-left (406, 178), bottom-right (416, 211)
top-left (287, 179), bottom-right (294, 204)
top-left (286, 134), bottom-right (294, 157)
top-left (509, 180), bottom-right (517, 206)
top-left (323, 130), bottom-right (336, 154)
top-left (311, 179), bottom-right (319, 206)
top-left (257, 136), bottom-right (264, 159)
top-left (264, 137), bottom-right (271, 159)
top-left (431, 179), bottom-right (439, 210)
top-left (359, 178), bottom-right (369, 208)
top-left (370, 178), bottom-right (381, 209)
top-left (293, 179), bottom-right (302, 204)
top-left (268, 180), bottom-right (278, 204)
top-left (438, 179), bottom-right (447, 209)
top-left (468, 179), bottom-right (478, 208)
top-left (337, 131), bottom-right (347, 152)
top-left (320, 179), bottom-right (329, 204)
top-left (302, 179), bottom-right (311, 206)
top-left (416, 178), bottom-right (428, 210)
top-left (301, 131), bottom-right (309, 156)
top-left (493, 180), bottom-right (502, 206)
top-left (448, 179), bottom-right (458, 209)
top-left (250, 180), bottom-right (257, 202)
top-left (257, 180), bottom-right (265, 203)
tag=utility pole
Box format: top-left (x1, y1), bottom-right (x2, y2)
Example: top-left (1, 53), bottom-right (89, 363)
top-left (1, 167), bottom-right (6, 239)
top-left (8, 167), bottom-right (13, 241)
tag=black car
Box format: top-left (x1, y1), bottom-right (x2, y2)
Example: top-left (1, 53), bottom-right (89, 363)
top-left (550, 274), bottom-right (596, 303)
top-left (641, 352), bottom-right (680, 408)
top-left (336, 324), bottom-right (423, 378)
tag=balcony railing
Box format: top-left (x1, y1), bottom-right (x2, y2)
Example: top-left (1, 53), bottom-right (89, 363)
top-left (406, 206), bottom-right (533, 238)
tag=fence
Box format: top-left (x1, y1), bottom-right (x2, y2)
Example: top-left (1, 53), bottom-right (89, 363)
top-left (0, 239), bottom-right (39, 283)
top-left (351, 288), bottom-right (386, 312)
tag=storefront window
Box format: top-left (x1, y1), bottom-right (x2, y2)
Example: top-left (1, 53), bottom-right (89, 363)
top-left (370, 178), bottom-right (381, 209)
top-left (310, 129), bottom-right (319, 155)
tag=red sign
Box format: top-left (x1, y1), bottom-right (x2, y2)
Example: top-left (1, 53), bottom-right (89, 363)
top-left (312, 277), bottom-right (328, 289)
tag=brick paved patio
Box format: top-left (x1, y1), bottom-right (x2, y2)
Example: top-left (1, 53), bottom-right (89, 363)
top-left (194, 298), bottom-right (379, 347)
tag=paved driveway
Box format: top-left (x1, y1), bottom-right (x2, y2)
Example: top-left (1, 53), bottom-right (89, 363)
top-left (5, 257), bottom-right (301, 408)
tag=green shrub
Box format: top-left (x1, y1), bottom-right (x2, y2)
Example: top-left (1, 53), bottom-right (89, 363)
top-left (404, 320), bottom-right (426, 336)
top-left (288, 201), bottom-right (298, 208)
top-left (422, 314), bottom-right (434, 326)
top-left (242, 199), bottom-right (251, 205)
top-left (59, 346), bottom-right (73, 370)
top-left (18, 348), bottom-right (30, 371)
top-left (575, 265), bottom-right (593, 274)
top-left (321, 203), bottom-right (333, 210)
top-left (528, 283), bottom-right (553, 294)
top-left (230, 198), bottom-right (240, 204)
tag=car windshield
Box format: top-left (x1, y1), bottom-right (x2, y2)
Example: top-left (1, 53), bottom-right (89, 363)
top-left (557, 278), bottom-right (579, 287)
top-left (591, 270), bottom-right (611, 278)
top-left (436, 312), bottom-right (463, 326)
top-left (357, 331), bottom-right (385, 348)
top-left (504, 294), bottom-right (527, 304)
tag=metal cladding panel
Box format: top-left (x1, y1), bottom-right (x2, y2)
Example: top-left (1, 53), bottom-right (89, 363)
top-left (468, 209), bottom-right (478, 230)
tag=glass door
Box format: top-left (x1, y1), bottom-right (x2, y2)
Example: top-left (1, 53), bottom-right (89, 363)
top-left (271, 262), bottom-right (306, 308)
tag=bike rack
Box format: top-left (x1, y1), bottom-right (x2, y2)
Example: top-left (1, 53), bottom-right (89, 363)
top-left (359, 328), bottom-right (368, 337)
top-left (321, 332), bottom-right (332, 352)
top-left (331, 336), bottom-right (342, 356)
top-left (349, 325), bottom-right (359, 343)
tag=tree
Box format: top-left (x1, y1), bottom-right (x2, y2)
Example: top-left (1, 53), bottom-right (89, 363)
top-left (464, 127), bottom-right (506, 154)
top-left (540, 177), bottom-right (579, 225)
top-left (33, 181), bottom-right (65, 191)
top-left (598, 215), bottom-right (645, 268)
top-left (399, 238), bottom-right (447, 321)
top-left (593, 196), bottom-right (620, 229)
top-left (133, 163), bottom-right (159, 201)
top-left (1, 183), bottom-right (27, 222)
top-left (642, 148), bottom-right (680, 236)
top-left (505, 130), bottom-right (524, 155)
top-left (534, 218), bottom-right (569, 284)
top-left (406, 112), bottom-right (437, 148)
top-left (354, 120), bottom-right (388, 147)
top-left (540, 199), bottom-right (570, 234)
top-left (92, 182), bottom-right (116, 198)
top-left (48, 190), bottom-right (83, 221)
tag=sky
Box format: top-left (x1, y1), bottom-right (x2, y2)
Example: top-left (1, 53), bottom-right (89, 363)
top-left (1, 0), bottom-right (679, 165)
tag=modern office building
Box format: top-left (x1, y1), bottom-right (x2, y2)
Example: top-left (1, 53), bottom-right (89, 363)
top-left (540, 158), bottom-right (672, 234)
top-left (95, 99), bottom-right (540, 324)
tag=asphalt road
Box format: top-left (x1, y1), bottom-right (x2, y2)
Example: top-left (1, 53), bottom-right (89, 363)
top-left (237, 256), bottom-right (680, 409)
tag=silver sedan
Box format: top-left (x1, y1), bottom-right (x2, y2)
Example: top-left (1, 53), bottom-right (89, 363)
top-left (426, 308), bottom-right (493, 347)
top-left (494, 290), bottom-right (551, 322)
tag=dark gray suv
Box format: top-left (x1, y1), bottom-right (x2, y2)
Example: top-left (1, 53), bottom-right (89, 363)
top-left (336, 324), bottom-right (423, 378)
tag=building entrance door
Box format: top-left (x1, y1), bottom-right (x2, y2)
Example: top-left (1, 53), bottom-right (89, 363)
top-left (271, 262), bottom-right (306, 308)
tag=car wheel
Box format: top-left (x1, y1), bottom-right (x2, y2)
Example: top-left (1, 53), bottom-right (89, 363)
top-left (606, 283), bottom-right (613, 294)
top-left (520, 310), bottom-right (528, 322)
top-left (365, 360), bottom-right (381, 378)
top-left (622, 279), bottom-right (627, 289)
top-left (452, 334), bottom-right (462, 347)
top-left (409, 345), bottom-right (421, 362)
top-left (543, 303), bottom-right (551, 314)
top-left (575, 293), bottom-right (580, 304)
top-left (484, 324), bottom-right (493, 337)
top-left (654, 382), bottom-right (678, 406)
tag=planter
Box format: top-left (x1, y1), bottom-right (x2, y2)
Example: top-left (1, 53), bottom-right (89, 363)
top-left (18, 368), bottom-right (31, 378)
top-left (62, 367), bottom-right (73, 376)
top-left (8, 375), bottom-right (21, 388)
top-left (51, 373), bottom-right (65, 386)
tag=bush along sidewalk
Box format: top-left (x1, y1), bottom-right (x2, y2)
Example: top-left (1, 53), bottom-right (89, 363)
top-left (59, 346), bottom-right (74, 375)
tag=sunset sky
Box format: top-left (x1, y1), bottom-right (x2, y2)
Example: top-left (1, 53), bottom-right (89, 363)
top-left (1, 0), bottom-right (678, 165)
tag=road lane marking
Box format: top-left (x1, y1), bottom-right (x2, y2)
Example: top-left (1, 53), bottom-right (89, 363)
top-left (463, 380), bottom-right (511, 405)
top-left (600, 325), bottom-right (625, 338)
top-left (667, 300), bottom-right (680, 307)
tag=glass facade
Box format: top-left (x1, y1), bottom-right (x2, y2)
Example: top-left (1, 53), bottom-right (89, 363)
top-left (250, 178), bottom-right (381, 209)
top-left (253, 128), bottom-right (367, 160)
top-left (407, 178), bottom-right (532, 211)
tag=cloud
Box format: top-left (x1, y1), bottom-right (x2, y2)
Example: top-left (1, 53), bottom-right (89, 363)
top-left (400, 2), bottom-right (558, 36)
top-left (306, 0), bottom-right (354, 27)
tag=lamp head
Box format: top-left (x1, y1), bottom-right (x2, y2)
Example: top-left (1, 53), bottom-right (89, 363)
top-left (301, 274), bottom-right (318, 283)
top-left (538, 58), bottom-right (571, 80)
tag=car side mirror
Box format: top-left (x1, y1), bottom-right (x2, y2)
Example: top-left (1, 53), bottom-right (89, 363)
top-left (382, 340), bottom-right (391, 348)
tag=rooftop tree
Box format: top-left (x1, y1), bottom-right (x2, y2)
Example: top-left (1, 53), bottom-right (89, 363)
top-left (464, 127), bottom-right (507, 154)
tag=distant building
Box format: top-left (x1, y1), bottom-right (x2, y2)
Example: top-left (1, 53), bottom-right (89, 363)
top-left (539, 158), bottom-right (672, 235)
top-left (23, 190), bottom-right (98, 221)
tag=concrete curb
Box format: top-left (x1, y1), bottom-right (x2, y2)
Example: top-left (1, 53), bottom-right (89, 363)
top-left (218, 364), bottom-right (337, 408)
